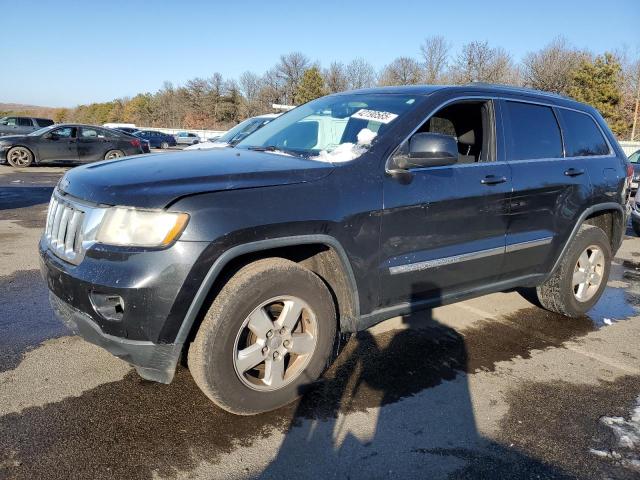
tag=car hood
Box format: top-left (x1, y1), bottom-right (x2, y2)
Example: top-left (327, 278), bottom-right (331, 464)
top-left (59, 149), bottom-right (334, 208)
top-left (0, 135), bottom-right (30, 143)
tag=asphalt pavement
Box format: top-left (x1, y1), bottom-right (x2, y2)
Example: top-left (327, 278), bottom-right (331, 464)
top-left (1, 164), bottom-right (640, 479)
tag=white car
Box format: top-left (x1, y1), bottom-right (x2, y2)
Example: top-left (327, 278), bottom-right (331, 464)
top-left (175, 131), bottom-right (202, 145)
top-left (184, 114), bottom-right (279, 150)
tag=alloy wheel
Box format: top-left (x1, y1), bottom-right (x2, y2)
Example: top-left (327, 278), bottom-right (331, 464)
top-left (572, 245), bottom-right (605, 302)
top-left (232, 295), bottom-right (318, 391)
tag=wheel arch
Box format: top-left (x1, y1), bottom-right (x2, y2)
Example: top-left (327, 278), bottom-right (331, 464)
top-left (546, 202), bottom-right (625, 280)
top-left (6, 144), bottom-right (37, 164)
top-left (174, 235), bottom-right (360, 347)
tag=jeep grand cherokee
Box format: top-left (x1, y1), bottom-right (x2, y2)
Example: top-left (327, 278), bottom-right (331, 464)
top-left (40, 84), bottom-right (633, 415)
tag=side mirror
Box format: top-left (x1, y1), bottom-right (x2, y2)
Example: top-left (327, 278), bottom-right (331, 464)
top-left (394, 132), bottom-right (458, 170)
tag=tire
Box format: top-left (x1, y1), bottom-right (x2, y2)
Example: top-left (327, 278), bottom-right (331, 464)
top-left (192, 139), bottom-right (199, 145)
top-left (104, 149), bottom-right (124, 160)
top-left (188, 258), bottom-right (337, 415)
top-left (7, 146), bottom-right (34, 167)
top-left (633, 220), bottom-right (640, 237)
top-left (160, 141), bottom-right (169, 149)
top-left (536, 224), bottom-right (611, 317)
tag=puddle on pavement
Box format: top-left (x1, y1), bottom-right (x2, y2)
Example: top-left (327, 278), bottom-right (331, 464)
top-left (497, 375), bottom-right (640, 480)
top-left (0, 270), bottom-right (69, 372)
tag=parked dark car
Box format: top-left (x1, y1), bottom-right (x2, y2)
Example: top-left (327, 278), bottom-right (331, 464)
top-left (1, 124), bottom-right (144, 167)
top-left (134, 130), bottom-right (177, 149)
top-left (632, 197), bottom-right (640, 236)
top-left (628, 149), bottom-right (639, 195)
top-left (40, 85), bottom-right (631, 415)
top-left (0, 116), bottom-right (54, 136)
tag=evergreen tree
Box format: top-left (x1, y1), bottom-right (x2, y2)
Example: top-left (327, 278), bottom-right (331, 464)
top-left (294, 67), bottom-right (326, 105)
top-left (569, 53), bottom-right (626, 135)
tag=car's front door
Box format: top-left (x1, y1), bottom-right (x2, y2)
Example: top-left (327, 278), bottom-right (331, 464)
top-left (380, 98), bottom-right (512, 309)
top-left (38, 126), bottom-right (78, 162)
top-left (77, 127), bottom-right (112, 161)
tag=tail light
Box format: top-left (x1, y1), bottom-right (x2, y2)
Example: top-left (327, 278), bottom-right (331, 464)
top-left (130, 138), bottom-right (141, 148)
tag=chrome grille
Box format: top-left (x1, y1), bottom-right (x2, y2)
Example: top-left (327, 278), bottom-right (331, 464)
top-left (45, 195), bottom-right (86, 264)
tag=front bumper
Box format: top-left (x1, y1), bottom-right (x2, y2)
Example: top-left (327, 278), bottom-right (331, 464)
top-left (40, 237), bottom-right (211, 383)
top-left (49, 292), bottom-right (181, 383)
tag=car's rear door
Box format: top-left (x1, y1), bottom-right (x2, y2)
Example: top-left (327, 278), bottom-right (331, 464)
top-left (16, 117), bottom-right (35, 134)
top-left (380, 97), bottom-right (511, 309)
top-left (77, 126), bottom-right (111, 161)
top-left (499, 99), bottom-right (592, 279)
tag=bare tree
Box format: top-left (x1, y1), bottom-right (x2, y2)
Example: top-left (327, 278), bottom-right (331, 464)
top-left (451, 41), bottom-right (515, 84)
top-left (420, 35), bottom-right (450, 83)
top-left (378, 57), bottom-right (422, 86)
top-left (323, 62), bottom-right (348, 93)
top-left (522, 37), bottom-right (587, 94)
top-left (345, 58), bottom-right (376, 90)
top-left (275, 52), bottom-right (310, 104)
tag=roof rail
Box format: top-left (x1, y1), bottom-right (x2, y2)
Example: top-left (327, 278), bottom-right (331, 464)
top-left (465, 82), bottom-right (570, 100)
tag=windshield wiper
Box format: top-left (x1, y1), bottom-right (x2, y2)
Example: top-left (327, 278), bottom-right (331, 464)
top-left (246, 145), bottom-right (304, 158)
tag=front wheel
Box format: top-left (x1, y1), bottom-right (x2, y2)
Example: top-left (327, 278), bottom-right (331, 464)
top-left (188, 258), bottom-right (337, 415)
top-left (535, 224), bottom-right (611, 317)
top-left (7, 146), bottom-right (33, 167)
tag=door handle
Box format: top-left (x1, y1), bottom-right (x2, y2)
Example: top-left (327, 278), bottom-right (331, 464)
top-left (564, 168), bottom-right (585, 177)
top-left (481, 175), bottom-right (507, 185)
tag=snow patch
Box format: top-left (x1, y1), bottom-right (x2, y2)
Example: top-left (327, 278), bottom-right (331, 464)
top-left (312, 128), bottom-right (378, 163)
top-left (590, 394), bottom-right (640, 471)
top-left (184, 142), bottom-right (228, 151)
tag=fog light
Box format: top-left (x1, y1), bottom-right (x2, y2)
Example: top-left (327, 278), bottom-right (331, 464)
top-left (89, 292), bottom-right (125, 322)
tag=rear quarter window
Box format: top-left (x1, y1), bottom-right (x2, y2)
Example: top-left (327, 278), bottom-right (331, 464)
top-left (36, 119), bottom-right (54, 127)
top-left (504, 101), bottom-right (563, 160)
top-left (558, 109), bottom-right (610, 157)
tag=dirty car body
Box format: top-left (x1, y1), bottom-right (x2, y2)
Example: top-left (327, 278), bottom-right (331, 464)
top-left (40, 85), bottom-right (632, 413)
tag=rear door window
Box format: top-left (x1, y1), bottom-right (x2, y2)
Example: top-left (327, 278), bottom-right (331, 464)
top-left (558, 109), bottom-right (610, 157)
top-left (503, 101), bottom-right (563, 160)
top-left (17, 118), bottom-right (34, 127)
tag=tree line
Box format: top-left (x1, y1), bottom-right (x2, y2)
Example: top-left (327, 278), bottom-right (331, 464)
top-left (4, 37), bottom-right (639, 139)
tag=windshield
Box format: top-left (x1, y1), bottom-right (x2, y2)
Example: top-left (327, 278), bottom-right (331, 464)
top-left (28, 125), bottom-right (57, 136)
top-left (217, 117), bottom-right (271, 144)
top-left (235, 94), bottom-right (421, 162)
top-left (629, 150), bottom-right (640, 164)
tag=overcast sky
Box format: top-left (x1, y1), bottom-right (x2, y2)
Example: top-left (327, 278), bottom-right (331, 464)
top-left (2, 0), bottom-right (639, 107)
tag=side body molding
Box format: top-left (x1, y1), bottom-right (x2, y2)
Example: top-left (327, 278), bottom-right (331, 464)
top-left (174, 234), bottom-right (361, 345)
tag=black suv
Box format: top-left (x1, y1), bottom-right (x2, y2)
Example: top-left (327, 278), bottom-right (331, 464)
top-left (40, 85), bottom-right (633, 415)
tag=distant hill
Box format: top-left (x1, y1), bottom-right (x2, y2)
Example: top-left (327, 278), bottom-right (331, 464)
top-left (0, 102), bottom-right (60, 119)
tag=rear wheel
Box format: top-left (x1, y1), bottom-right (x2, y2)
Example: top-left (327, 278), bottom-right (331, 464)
top-left (535, 224), bottom-right (611, 317)
top-left (160, 141), bottom-right (169, 149)
top-left (188, 258), bottom-right (336, 415)
top-left (7, 146), bottom-right (33, 167)
top-left (104, 149), bottom-right (124, 160)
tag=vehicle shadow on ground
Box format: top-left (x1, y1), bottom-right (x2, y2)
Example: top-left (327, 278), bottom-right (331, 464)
top-left (259, 284), bottom-right (575, 479)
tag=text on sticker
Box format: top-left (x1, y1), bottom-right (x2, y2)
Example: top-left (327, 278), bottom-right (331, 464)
top-left (351, 109), bottom-right (399, 124)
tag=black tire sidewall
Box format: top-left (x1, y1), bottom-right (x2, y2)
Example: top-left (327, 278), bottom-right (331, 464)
top-left (558, 226), bottom-right (611, 316)
top-left (198, 263), bottom-right (336, 413)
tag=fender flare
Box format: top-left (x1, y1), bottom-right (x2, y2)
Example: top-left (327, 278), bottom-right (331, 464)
top-left (174, 234), bottom-right (360, 344)
top-left (545, 202), bottom-right (626, 279)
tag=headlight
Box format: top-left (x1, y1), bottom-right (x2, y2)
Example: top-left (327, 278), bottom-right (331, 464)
top-left (96, 207), bottom-right (189, 247)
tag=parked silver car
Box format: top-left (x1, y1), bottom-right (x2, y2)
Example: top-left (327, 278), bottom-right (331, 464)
top-left (174, 131), bottom-right (201, 145)
top-left (0, 116), bottom-right (54, 136)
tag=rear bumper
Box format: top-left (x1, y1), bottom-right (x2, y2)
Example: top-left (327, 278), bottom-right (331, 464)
top-left (49, 292), bottom-right (181, 383)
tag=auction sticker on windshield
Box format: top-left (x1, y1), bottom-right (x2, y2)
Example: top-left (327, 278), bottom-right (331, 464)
top-left (351, 109), bottom-right (398, 124)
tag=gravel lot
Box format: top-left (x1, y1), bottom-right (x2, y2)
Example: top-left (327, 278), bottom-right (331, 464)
top-left (1, 164), bottom-right (640, 479)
